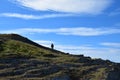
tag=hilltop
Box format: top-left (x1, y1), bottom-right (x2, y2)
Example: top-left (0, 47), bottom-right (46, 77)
top-left (0, 34), bottom-right (120, 80)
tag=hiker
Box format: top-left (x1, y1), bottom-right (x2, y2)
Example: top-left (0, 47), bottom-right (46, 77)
top-left (51, 43), bottom-right (54, 49)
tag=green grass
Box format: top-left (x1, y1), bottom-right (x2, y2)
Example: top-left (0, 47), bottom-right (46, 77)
top-left (0, 40), bottom-right (43, 57)
top-left (0, 39), bottom-right (58, 56)
top-left (0, 38), bottom-right (79, 63)
top-left (90, 68), bottom-right (107, 80)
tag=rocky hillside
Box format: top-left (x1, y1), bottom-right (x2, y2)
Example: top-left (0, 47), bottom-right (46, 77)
top-left (0, 34), bottom-right (120, 80)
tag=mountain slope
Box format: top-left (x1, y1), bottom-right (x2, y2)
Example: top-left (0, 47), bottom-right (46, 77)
top-left (0, 34), bottom-right (120, 80)
top-left (0, 34), bottom-right (64, 53)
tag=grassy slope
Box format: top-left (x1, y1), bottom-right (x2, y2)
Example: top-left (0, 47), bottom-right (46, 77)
top-left (0, 38), bottom-right (78, 63)
top-left (0, 34), bottom-right (119, 80)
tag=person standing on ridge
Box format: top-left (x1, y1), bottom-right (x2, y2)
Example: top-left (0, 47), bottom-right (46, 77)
top-left (51, 43), bottom-right (54, 49)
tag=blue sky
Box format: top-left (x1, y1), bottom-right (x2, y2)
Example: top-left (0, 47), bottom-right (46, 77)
top-left (0, 0), bottom-right (120, 62)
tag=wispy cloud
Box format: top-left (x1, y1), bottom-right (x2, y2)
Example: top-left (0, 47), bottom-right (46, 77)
top-left (101, 42), bottom-right (120, 48)
top-left (56, 27), bottom-right (120, 36)
top-left (13, 0), bottom-right (112, 15)
top-left (34, 40), bottom-right (120, 62)
top-left (0, 13), bottom-right (75, 19)
top-left (34, 40), bottom-right (92, 50)
top-left (34, 40), bottom-right (54, 47)
top-left (0, 27), bottom-right (120, 36)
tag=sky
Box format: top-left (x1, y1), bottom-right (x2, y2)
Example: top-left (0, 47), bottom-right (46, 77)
top-left (0, 0), bottom-right (120, 62)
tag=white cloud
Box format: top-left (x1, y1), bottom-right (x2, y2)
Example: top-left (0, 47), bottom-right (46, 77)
top-left (0, 13), bottom-right (74, 19)
top-left (14, 0), bottom-right (112, 15)
top-left (1, 13), bottom-right (39, 19)
top-left (0, 27), bottom-right (120, 36)
top-left (101, 42), bottom-right (120, 48)
top-left (56, 27), bottom-right (120, 36)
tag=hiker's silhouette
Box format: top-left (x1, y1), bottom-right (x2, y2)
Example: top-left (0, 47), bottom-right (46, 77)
top-left (51, 43), bottom-right (54, 49)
